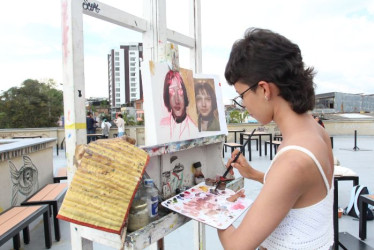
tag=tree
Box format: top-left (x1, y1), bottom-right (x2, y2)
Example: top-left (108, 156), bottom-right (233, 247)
top-left (0, 79), bottom-right (63, 128)
top-left (229, 110), bottom-right (249, 123)
top-left (123, 112), bottom-right (136, 126)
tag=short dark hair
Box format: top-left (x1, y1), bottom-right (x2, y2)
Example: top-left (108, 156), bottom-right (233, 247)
top-left (163, 70), bottom-right (189, 112)
top-left (194, 81), bottom-right (217, 112)
top-left (225, 28), bottom-right (316, 114)
top-left (118, 114), bottom-right (123, 118)
top-left (87, 111), bottom-right (92, 116)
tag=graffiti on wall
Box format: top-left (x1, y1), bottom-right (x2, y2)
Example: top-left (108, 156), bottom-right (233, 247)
top-left (9, 155), bottom-right (39, 206)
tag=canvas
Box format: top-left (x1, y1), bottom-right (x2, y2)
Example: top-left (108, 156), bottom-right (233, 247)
top-left (142, 61), bottom-right (227, 146)
top-left (161, 182), bottom-right (252, 230)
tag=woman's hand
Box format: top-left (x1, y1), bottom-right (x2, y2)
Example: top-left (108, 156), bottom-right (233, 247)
top-left (226, 149), bottom-right (264, 183)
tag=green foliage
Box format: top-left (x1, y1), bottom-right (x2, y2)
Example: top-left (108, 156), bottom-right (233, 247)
top-left (123, 112), bottom-right (136, 126)
top-left (0, 79), bottom-right (63, 128)
top-left (100, 100), bottom-right (109, 107)
top-left (229, 110), bottom-right (249, 123)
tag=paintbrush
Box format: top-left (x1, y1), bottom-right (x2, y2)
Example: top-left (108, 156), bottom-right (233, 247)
top-left (215, 151), bottom-right (242, 191)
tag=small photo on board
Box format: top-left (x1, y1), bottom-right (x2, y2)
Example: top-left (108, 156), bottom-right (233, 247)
top-left (194, 78), bottom-right (221, 132)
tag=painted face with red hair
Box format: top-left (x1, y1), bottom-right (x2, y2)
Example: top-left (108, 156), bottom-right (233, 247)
top-left (164, 70), bottom-right (189, 123)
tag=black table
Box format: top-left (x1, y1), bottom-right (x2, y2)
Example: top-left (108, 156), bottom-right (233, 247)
top-left (359, 194), bottom-right (374, 240)
top-left (228, 129), bottom-right (245, 143)
top-left (240, 131), bottom-right (273, 159)
top-left (333, 175), bottom-right (359, 250)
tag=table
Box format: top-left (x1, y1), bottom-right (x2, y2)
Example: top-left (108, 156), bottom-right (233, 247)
top-left (87, 133), bottom-right (103, 141)
top-left (228, 129), bottom-right (245, 143)
top-left (359, 194), bottom-right (374, 240)
top-left (21, 183), bottom-right (68, 242)
top-left (0, 205), bottom-right (51, 249)
top-left (333, 175), bottom-right (359, 250)
top-left (240, 131), bottom-right (273, 159)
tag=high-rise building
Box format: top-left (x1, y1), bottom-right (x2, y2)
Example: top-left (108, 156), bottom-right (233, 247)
top-left (107, 43), bottom-right (143, 113)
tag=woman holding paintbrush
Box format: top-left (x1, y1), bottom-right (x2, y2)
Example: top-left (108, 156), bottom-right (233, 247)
top-left (219, 28), bottom-right (334, 249)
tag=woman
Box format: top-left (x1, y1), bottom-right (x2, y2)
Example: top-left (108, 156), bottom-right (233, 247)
top-left (195, 81), bottom-right (220, 131)
top-left (218, 28), bottom-right (334, 249)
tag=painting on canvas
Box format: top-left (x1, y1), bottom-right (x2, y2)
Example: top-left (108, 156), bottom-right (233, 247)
top-left (142, 61), bottom-right (228, 146)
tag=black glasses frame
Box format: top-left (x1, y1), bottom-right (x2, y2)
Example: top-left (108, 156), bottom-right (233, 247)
top-left (232, 83), bottom-right (258, 108)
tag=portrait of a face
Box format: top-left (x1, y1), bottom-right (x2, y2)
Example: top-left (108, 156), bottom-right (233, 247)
top-left (164, 71), bottom-right (188, 123)
top-left (194, 79), bottom-right (220, 132)
top-left (196, 87), bottom-right (213, 117)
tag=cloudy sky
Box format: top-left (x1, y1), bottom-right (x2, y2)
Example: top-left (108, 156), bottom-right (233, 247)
top-left (1, 0), bottom-right (374, 104)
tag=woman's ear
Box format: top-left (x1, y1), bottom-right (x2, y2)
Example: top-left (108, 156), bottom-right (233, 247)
top-left (258, 81), bottom-right (272, 100)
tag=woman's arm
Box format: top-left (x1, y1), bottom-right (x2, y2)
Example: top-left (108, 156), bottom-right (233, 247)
top-left (219, 153), bottom-right (309, 249)
top-left (227, 149), bottom-right (265, 183)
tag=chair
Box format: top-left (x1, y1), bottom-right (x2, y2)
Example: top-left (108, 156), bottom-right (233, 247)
top-left (223, 142), bottom-right (244, 157)
top-left (264, 140), bottom-right (281, 159)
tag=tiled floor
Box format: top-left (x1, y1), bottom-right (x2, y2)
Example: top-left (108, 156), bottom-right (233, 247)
top-left (1, 135), bottom-right (373, 250)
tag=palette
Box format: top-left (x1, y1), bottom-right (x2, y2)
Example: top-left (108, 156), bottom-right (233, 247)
top-left (161, 182), bottom-right (252, 229)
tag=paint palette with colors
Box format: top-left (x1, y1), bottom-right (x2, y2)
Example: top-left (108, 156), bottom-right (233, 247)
top-left (161, 182), bottom-right (252, 229)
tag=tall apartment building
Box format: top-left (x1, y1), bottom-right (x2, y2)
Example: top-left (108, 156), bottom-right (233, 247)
top-left (107, 43), bottom-right (143, 113)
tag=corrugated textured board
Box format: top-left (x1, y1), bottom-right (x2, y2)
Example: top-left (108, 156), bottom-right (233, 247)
top-left (57, 137), bottom-right (149, 235)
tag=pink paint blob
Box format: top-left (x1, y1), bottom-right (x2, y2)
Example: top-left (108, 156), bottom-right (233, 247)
top-left (231, 203), bottom-right (245, 210)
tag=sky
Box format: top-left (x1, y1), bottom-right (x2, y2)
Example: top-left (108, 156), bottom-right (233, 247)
top-left (1, 0), bottom-right (374, 105)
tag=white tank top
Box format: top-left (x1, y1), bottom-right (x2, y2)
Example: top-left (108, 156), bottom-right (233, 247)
top-left (261, 145), bottom-right (334, 250)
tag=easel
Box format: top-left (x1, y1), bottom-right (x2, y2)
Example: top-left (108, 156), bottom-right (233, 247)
top-left (61, 1), bottom-right (243, 249)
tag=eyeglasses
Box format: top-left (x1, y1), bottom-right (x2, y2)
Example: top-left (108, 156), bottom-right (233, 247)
top-left (233, 83), bottom-right (258, 108)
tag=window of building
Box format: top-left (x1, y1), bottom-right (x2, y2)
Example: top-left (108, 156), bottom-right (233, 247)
top-left (116, 88), bottom-right (120, 92)
top-left (131, 88), bottom-right (136, 92)
top-left (130, 58), bottom-right (136, 61)
top-left (115, 52), bottom-right (119, 56)
top-left (115, 57), bottom-right (119, 60)
top-left (315, 97), bottom-right (335, 109)
top-left (131, 93), bottom-right (136, 97)
top-left (115, 67), bottom-right (120, 71)
top-left (130, 73), bottom-right (135, 76)
top-left (115, 72), bottom-right (120, 76)
top-left (115, 78), bottom-right (120, 81)
top-left (115, 62), bottom-right (120, 66)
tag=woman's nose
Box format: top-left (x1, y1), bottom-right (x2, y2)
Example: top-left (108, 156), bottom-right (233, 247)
top-left (175, 95), bottom-right (181, 103)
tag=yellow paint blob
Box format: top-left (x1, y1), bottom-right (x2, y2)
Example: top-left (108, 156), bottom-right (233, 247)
top-left (198, 185), bottom-right (209, 192)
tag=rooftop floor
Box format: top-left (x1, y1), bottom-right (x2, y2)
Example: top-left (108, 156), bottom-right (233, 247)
top-left (1, 135), bottom-right (373, 250)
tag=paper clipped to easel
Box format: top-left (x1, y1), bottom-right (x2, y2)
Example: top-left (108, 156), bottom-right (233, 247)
top-left (161, 182), bottom-right (253, 230)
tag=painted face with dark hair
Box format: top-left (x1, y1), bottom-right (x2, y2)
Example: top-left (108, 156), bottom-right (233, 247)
top-left (169, 78), bottom-right (186, 122)
top-left (196, 88), bottom-right (212, 117)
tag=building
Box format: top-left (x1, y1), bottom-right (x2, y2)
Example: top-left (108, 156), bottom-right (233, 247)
top-left (107, 43), bottom-right (144, 115)
top-left (315, 92), bottom-right (374, 113)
